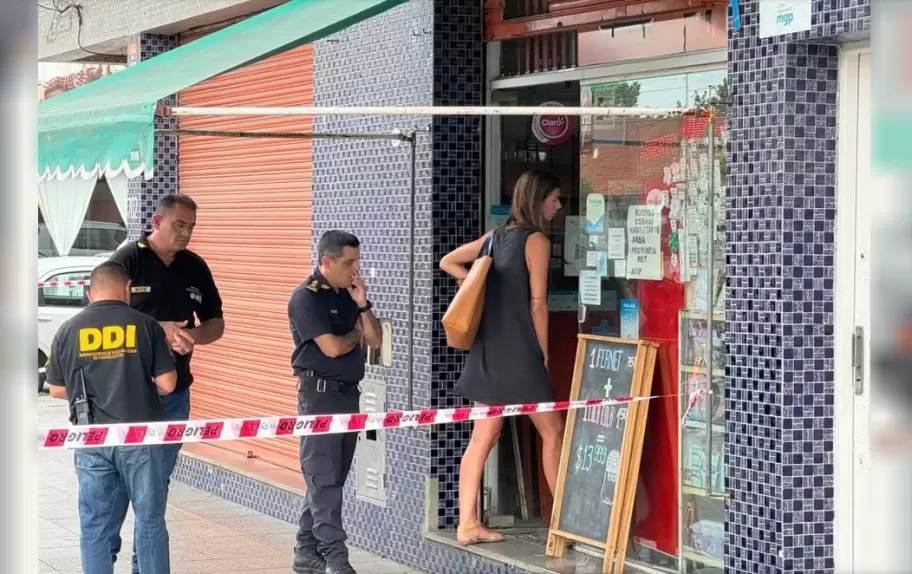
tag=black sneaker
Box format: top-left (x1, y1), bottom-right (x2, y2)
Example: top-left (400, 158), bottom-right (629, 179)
top-left (293, 549), bottom-right (327, 574)
top-left (325, 561), bottom-right (358, 574)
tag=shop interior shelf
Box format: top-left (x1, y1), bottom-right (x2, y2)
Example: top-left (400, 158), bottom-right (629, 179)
top-left (680, 364), bottom-right (725, 378)
top-left (682, 548), bottom-right (724, 569)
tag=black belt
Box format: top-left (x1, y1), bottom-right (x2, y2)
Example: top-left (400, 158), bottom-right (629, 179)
top-left (294, 369), bottom-right (358, 394)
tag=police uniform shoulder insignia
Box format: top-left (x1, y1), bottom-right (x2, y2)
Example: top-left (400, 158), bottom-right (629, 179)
top-left (303, 274), bottom-right (331, 292)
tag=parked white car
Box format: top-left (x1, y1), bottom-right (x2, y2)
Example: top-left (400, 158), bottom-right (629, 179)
top-left (38, 221), bottom-right (128, 258)
top-left (38, 256), bottom-right (105, 392)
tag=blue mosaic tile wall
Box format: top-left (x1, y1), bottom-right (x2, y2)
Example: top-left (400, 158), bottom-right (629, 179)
top-left (126, 33), bottom-right (178, 240)
top-left (309, 0), bottom-right (491, 571)
top-left (428, 0), bottom-right (485, 530)
top-left (725, 1), bottom-right (870, 573)
top-left (312, 0), bottom-right (435, 567)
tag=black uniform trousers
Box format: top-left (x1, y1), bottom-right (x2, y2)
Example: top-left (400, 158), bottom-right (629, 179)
top-left (295, 374), bottom-right (360, 564)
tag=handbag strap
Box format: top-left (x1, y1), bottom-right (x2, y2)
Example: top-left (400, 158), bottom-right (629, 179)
top-left (482, 229), bottom-right (497, 258)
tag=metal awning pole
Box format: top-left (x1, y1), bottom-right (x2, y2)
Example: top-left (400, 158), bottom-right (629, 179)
top-left (167, 105), bottom-right (692, 118)
top-left (159, 128), bottom-right (410, 141)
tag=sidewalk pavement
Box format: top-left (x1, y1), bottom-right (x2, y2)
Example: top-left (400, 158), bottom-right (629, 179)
top-left (38, 395), bottom-right (422, 574)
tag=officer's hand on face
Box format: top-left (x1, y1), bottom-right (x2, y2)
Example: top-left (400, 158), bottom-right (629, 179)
top-left (160, 320), bottom-right (195, 355)
top-left (348, 272), bottom-right (368, 307)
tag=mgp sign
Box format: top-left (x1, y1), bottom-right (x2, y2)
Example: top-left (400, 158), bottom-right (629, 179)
top-left (531, 102), bottom-right (573, 146)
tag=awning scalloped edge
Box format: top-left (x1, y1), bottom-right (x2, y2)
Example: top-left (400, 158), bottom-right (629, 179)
top-left (38, 159), bottom-right (153, 183)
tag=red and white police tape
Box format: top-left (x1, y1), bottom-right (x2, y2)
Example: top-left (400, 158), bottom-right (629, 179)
top-left (38, 395), bottom-right (673, 450)
top-left (680, 387), bottom-right (707, 423)
top-left (38, 279), bottom-right (91, 288)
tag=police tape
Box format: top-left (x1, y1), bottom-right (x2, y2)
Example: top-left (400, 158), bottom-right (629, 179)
top-left (680, 388), bottom-right (707, 423)
top-left (39, 279), bottom-right (91, 288)
top-left (38, 395), bottom-right (666, 450)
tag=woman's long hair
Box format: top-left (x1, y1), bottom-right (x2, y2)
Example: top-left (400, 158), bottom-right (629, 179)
top-left (507, 169), bottom-right (561, 234)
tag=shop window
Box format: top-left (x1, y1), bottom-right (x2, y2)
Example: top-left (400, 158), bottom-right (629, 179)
top-left (38, 178), bottom-right (127, 258)
top-left (482, 67), bottom-right (728, 573)
top-left (579, 69), bottom-right (728, 572)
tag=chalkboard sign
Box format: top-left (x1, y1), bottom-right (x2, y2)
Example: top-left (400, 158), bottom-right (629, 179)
top-left (546, 334), bottom-right (658, 574)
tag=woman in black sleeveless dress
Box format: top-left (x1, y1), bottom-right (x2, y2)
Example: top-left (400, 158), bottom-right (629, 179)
top-left (440, 169), bottom-right (566, 545)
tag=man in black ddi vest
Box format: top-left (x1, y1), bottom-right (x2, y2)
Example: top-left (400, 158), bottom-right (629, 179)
top-left (45, 262), bottom-right (177, 574)
top-left (289, 231), bottom-right (382, 574)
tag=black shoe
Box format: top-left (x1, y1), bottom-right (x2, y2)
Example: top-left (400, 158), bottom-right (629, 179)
top-left (325, 561), bottom-right (358, 574)
top-left (293, 549), bottom-right (327, 574)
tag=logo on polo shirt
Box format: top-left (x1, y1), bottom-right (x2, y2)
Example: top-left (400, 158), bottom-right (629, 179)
top-left (187, 286), bottom-right (202, 304)
top-left (78, 325), bottom-right (137, 360)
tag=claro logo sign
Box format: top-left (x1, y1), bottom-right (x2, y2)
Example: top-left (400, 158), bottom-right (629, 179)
top-left (531, 102), bottom-right (573, 146)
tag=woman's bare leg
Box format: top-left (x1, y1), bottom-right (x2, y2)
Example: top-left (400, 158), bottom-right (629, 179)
top-left (529, 410), bottom-right (566, 494)
top-left (458, 416), bottom-right (504, 541)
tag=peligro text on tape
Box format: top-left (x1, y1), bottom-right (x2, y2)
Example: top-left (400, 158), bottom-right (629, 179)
top-left (38, 395), bottom-right (666, 450)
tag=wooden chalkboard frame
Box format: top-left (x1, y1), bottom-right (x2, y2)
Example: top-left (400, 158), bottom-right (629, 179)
top-left (545, 334), bottom-right (658, 574)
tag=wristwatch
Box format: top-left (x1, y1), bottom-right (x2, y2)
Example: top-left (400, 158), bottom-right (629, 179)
top-left (357, 300), bottom-right (373, 313)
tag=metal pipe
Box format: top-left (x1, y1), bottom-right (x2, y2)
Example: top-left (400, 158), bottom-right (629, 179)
top-left (159, 128), bottom-right (409, 141)
top-left (167, 105), bottom-right (691, 118)
top-left (406, 132), bottom-right (417, 412)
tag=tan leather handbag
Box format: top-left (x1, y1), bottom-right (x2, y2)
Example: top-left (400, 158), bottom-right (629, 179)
top-left (441, 233), bottom-right (495, 350)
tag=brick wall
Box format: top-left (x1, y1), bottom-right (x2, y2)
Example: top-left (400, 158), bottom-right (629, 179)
top-left (580, 117), bottom-right (707, 197)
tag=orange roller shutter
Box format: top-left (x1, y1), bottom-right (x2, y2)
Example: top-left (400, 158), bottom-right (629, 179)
top-left (178, 34), bottom-right (313, 470)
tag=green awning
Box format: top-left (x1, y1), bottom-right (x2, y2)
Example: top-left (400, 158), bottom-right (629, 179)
top-left (38, 0), bottom-right (407, 182)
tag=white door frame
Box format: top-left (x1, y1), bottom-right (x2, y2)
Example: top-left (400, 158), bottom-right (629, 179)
top-left (834, 41), bottom-right (871, 573)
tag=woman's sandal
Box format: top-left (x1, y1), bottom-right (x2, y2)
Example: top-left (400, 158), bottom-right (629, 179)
top-left (457, 521), bottom-right (505, 546)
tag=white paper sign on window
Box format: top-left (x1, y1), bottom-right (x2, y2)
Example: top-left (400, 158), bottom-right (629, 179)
top-left (579, 270), bottom-right (602, 305)
top-left (626, 205), bottom-right (663, 280)
top-left (563, 215), bottom-right (583, 276)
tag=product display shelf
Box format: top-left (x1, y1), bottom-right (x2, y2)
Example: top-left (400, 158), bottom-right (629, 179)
top-left (678, 309), bottom-right (725, 573)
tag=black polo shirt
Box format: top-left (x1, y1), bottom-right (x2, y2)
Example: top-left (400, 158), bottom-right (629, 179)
top-left (288, 271), bottom-right (364, 383)
top-left (109, 234), bottom-right (223, 392)
top-left (45, 300), bottom-right (176, 425)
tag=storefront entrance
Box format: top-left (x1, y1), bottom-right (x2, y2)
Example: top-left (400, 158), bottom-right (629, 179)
top-left (476, 63), bottom-right (728, 574)
top-left (835, 44), bottom-right (872, 573)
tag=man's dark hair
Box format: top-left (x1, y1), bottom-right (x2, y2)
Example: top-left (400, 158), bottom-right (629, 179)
top-left (89, 261), bottom-right (130, 292)
top-left (318, 230), bottom-right (360, 260)
top-left (156, 194), bottom-right (197, 215)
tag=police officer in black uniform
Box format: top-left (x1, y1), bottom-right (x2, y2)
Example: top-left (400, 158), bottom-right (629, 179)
top-left (109, 194), bottom-right (224, 473)
top-left (289, 231), bottom-right (382, 574)
top-left (109, 194), bottom-right (224, 574)
top-left (45, 261), bottom-right (178, 574)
